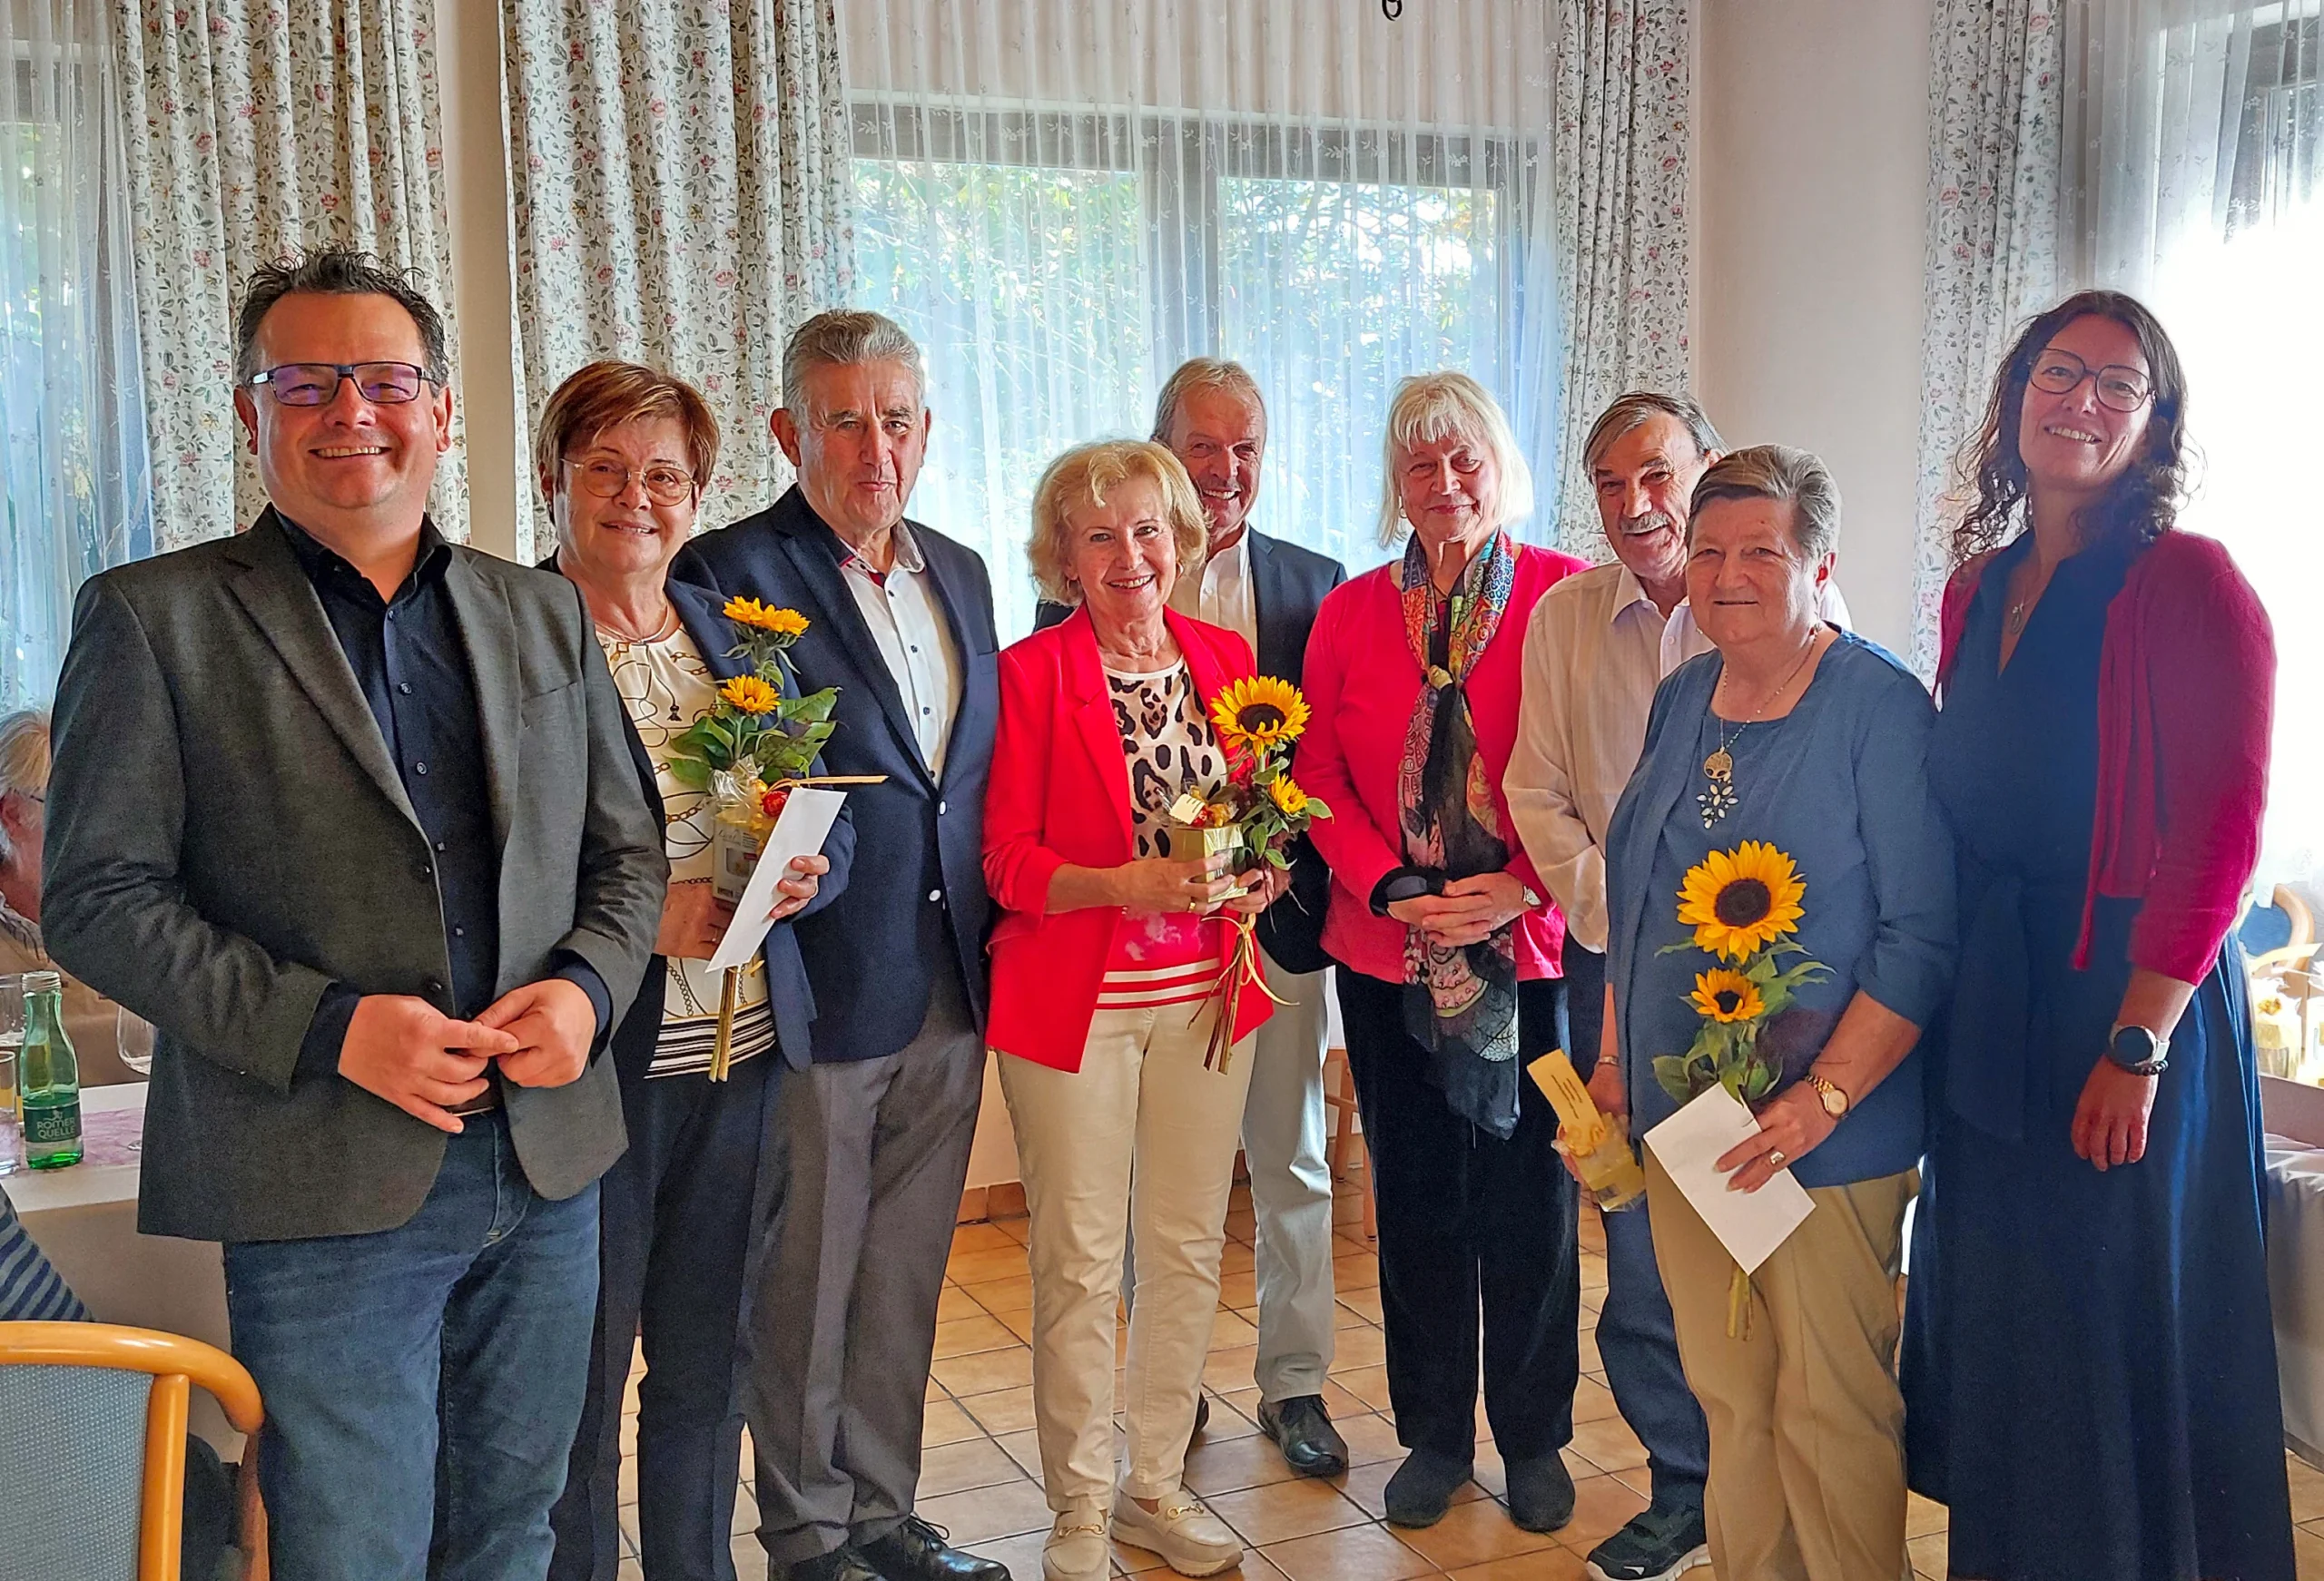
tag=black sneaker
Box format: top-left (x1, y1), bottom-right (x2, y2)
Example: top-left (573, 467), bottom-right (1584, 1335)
top-left (1585, 1500), bottom-right (1710, 1581)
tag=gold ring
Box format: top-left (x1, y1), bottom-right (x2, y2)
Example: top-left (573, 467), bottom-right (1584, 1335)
top-left (1768, 1149), bottom-right (1787, 1166)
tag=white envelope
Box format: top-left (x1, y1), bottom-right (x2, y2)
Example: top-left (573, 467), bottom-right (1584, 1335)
top-left (705, 787), bottom-right (847, 973)
top-left (1641, 1084), bottom-right (1817, 1274)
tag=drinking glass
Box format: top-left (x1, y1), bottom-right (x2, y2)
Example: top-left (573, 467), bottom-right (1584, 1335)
top-left (117, 1006), bottom-right (156, 1077)
top-left (0, 973), bottom-right (23, 1124)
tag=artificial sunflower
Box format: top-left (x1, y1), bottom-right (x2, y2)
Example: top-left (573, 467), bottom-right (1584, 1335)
top-left (724, 596), bottom-right (810, 638)
top-left (1268, 776), bottom-right (1309, 817)
top-left (1689, 967), bottom-right (1764, 1024)
top-left (1210, 676), bottom-right (1309, 751)
top-left (720, 674), bottom-right (781, 715)
top-left (1677, 840), bottom-right (1806, 961)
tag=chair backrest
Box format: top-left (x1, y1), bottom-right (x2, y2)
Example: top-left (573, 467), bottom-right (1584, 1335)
top-left (0, 1361), bottom-right (149, 1578)
top-left (0, 1322), bottom-right (265, 1581)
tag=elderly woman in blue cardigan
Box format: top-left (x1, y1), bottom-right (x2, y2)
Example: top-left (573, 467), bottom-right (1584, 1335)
top-left (1600, 447), bottom-right (1955, 1581)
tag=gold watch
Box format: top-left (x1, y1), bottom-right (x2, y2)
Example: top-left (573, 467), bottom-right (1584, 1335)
top-left (1803, 1071), bottom-right (1850, 1121)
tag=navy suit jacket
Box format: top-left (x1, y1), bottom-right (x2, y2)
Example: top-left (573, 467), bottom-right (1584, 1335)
top-left (540, 560), bottom-right (856, 1081)
top-left (1034, 526), bottom-right (1345, 971)
top-left (673, 486), bottom-right (999, 1061)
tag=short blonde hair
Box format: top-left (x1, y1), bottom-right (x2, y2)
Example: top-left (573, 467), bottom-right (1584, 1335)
top-left (1376, 372), bottom-right (1535, 545)
top-left (0, 709), bottom-right (51, 866)
top-left (535, 360), bottom-right (720, 506)
top-left (1029, 440), bottom-right (1209, 606)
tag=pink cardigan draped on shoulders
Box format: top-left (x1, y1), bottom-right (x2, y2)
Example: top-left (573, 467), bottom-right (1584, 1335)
top-left (1297, 541), bottom-right (1591, 985)
top-left (1936, 529), bottom-right (2275, 982)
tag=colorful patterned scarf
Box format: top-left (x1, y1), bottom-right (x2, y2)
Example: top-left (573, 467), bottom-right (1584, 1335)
top-left (1395, 530), bottom-right (1522, 1138)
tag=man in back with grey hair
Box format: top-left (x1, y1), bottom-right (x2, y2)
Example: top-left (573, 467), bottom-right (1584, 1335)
top-left (1502, 391), bottom-right (1850, 1581)
top-left (1033, 357), bottom-right (1352, 1477)
top-left (674, 310), bottom-right (1006, 1581)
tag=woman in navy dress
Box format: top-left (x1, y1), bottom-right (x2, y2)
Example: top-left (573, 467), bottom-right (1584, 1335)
top-left (1901, 291), bottom-right (2291, 1580)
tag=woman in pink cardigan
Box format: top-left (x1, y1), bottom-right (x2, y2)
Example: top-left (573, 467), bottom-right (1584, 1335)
top-left (1298, 372), bottom-right (1590, 1536)
top-left (1899, 291), bottom-right (2293, 1581)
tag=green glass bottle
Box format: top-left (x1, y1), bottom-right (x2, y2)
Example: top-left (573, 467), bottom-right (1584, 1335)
top-left (20, 970), bottom-right (82, 1170)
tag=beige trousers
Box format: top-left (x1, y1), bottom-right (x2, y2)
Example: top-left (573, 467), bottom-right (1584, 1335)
top-left (1644, 1150), bottom-right (1918, 1581)
top-left (998, 1001), bottom-right (1256, 1506)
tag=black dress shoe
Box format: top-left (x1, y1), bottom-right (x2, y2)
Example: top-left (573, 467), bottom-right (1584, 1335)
top-left (1383, 1448), bottom-right (1473, 1527)
top-left (785, 1547), bottom-right (885, 1581)
top-left (1505, 1450), bottom-right (1577, 1533)
top-left (859, 1515), bottom-right (1011, 1581)
top-left (1257, 1394), bottom-right (1349, 1477)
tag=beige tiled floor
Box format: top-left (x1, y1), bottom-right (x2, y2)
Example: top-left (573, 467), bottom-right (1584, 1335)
top-left (610, 1180), bottom-right (2324, 1580)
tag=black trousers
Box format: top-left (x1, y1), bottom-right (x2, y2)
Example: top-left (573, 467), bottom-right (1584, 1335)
top-left (550, 1053), bottom-right (775, 1581)
top-left (1337, 967), bottom-right (1581, 1465)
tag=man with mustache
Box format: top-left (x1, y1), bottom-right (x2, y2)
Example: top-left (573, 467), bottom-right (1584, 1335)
top-left (1502, 392), bottom-right (1849, 1581)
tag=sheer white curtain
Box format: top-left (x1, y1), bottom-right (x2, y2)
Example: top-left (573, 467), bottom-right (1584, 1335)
top-left (842, 0), bottom-right (1566, 643)
top-left (0, 0), bottom-right (149, 709)
top-left (2067, 0), bottom-right (2320, 887)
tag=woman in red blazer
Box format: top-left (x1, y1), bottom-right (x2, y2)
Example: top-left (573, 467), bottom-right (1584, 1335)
top-left (983, 439), bottom-right (1283, 1581)
top-left (1899, 291), bottom-right (2291, 1581)
top-left (1297, 373), bottom-right (1590, 1537)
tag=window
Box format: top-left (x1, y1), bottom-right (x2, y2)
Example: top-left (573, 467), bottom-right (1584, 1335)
top-left (851, 103), bottom-right (1530, 641)
top-left (1, 7), bottom-right (151, 711)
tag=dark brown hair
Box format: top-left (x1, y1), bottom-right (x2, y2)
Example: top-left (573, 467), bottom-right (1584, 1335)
top-left (534, 359), bottom-right (720, 502)
top-left (1950, 290), bottom-right (2190, 565)
top-left (234, 247), bottom-right (448, 385)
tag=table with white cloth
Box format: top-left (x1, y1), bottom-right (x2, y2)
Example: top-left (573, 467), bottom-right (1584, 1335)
top-left (4, 1083), bottom-right (239, 1452)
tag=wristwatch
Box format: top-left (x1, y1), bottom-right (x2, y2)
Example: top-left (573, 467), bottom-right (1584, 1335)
top-left (2107, 1022), bottom-right (2171, 1077)
top-left (1521, 884), bottom-right (1544, 911)
top-left (1802, 1071), bottom-right (1850, 1121)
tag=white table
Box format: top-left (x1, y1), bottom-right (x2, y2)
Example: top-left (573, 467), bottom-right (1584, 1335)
top-left (7, 1083), bottom-right (240, 1452)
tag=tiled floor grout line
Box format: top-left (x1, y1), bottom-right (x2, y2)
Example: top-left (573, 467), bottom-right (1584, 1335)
top-left (614, 1186), bottom-right (2324, 1580)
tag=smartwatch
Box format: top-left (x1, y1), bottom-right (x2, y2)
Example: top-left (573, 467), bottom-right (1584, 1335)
top-left (2106, 1022), bottom-right (2170, 1077)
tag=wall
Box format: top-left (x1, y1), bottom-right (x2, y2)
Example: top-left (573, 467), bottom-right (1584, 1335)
top-left (435, 0), bottom-right (521, 559)
top-left (1695, 0), bottom-right (1934, 654)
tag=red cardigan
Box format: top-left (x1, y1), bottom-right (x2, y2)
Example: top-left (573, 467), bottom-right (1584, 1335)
top-left (982, 606), bottom-right (1276, 1072)
top-left (1937, 530), bottom-right (2274, 981)
top-left (1298, 542), bottom-right (1590, 984)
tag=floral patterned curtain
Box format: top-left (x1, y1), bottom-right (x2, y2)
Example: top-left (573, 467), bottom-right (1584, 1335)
top-left (503, 0), bottom-right (854, 563)
top-left (1546, 0), bottom-right (1697, 555)
top-left (111, 0), bottom-right (464, 550)
top-left (1910, 0), bottom-right (2065, 672)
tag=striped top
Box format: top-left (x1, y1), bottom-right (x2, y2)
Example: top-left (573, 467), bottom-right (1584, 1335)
top-left (0, 1186), bottom-right (90, 1322)
top-left (1099, 662), bottom-right (1226, 1011)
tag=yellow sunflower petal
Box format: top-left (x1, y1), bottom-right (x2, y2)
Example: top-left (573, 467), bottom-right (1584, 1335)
top-left (1676, 840), bottom-right (1807, 960)
top-left (1209, 676), bottom-right (1311, 752)
top-left (720, 674), bottom-right (781, 715)
top-left (1268, 775), bottom-right (1309, 817)
top-left (1689, 967), bottom-right (1765, 1024)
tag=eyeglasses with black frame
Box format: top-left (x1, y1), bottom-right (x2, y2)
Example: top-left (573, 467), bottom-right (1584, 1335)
top-left (245, 361), bottom-right (438, 407)
top-left (560, 455), bottom-right (700, 508)
top-left (2026, 349), bottom-right (2153, 413)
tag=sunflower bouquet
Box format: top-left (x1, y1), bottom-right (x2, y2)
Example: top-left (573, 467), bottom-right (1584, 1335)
top-left (664, 596), bottom-right (879, 1077)
top-left (1172, 676), bottom-right (1334, 1072)
top-left (1656, 839), bottom-right (1829, 1333)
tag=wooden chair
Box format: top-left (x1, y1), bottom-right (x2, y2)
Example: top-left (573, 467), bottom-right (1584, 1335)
top-left (1322, 1046), bottom-right (1377, 1242)
top-left (0, 1321), bottom-right (266, 1580)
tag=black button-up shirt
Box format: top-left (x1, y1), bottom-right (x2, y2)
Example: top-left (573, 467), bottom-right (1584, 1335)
top-left (281, 516), bottom-right (607, 1077)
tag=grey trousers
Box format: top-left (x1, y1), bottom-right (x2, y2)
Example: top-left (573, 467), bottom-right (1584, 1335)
top-left (743, 970), bottom-right (986, 1567)
top-left (1124, 946), bottom-right (1338, 1402)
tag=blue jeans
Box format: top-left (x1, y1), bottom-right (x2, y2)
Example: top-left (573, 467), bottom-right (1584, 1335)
top-left (1565, 936), bottom-right (1709, 1508)
top-left (223, 1111), bottom-right (600, 1581)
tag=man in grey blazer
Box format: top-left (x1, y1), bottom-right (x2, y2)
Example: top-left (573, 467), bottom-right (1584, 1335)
top-left (43, 249), bottom-right (665, 1581)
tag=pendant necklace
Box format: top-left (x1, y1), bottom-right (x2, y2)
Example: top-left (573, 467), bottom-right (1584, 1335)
top-left (1699, 633), bottom-right (1821, 829)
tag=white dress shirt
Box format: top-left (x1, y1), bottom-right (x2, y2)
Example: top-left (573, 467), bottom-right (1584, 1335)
top-left (1502, 562), bottom-right (1852, 953)
top-left (839, 520), bottom-right (964, 777)
top-left (1168, 527), bottom-right (1258, 653)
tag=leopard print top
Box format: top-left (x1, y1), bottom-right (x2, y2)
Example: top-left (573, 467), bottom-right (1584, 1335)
top-left (1107, 663), bottom-right (1224, 857)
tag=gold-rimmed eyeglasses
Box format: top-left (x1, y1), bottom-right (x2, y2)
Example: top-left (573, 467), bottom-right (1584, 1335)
top-left (561, 456), bottom-right (699, 507)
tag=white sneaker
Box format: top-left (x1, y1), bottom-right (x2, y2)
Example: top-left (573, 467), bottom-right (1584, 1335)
top-left (1109, 1485), bottom-right (1243, 1577)
top-left (1042, 1502), bottom-right (1111, 1581)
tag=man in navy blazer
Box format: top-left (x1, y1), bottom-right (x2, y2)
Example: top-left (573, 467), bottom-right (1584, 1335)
top-left (672, 311), bottom-right (1003, 1581)
top-left (1032, 358), bottom-right (1349, 1478)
